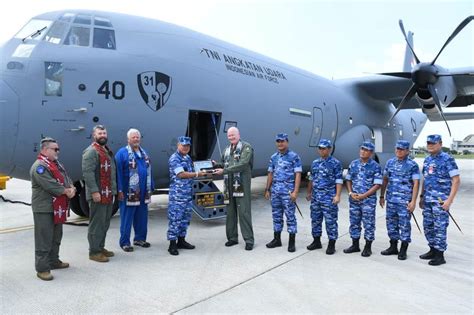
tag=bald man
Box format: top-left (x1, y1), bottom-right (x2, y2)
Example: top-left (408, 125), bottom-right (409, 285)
top-left (215, 127), bottom-right (255, 250)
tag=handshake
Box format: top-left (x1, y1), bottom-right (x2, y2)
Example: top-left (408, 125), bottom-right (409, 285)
top-left (64, 186), bottom-right (76, 199)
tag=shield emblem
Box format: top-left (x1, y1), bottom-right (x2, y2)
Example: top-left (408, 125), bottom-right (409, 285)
top-left (137, 71), bottom-right (172, 111)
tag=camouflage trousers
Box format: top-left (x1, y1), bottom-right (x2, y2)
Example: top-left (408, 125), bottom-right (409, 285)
top-left (310, 198), bottom-right (338, 240)
top-left (386, 202), bottom-right (412, 243)
top-left (349, 198), bottom-right (376, 241)
top-left (167, 198), bottom-right (193, 241)
top-left (271, 191), bottom-right (297, 234)
top-left (423, 202), bottom-right (449, 251)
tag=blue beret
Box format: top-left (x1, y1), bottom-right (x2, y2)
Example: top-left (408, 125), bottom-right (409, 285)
top-left (427, 134), bottom-right (442, 143)
top-left (318, 139), bottom-right (332, 148)
top-left (275, 133), bottom-right (288, 141)
top-left (360, 141), bottom-right (375, 151)
top-left (178, 136), bottom-right (191, 145)
top-left (395, 140), bottom-right (410, 150)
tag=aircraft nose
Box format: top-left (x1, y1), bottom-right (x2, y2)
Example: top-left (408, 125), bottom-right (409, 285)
top-left (0, 79), bottom-right (19, 175)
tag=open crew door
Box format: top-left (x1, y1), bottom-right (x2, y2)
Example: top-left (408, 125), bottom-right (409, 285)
top-left (187, 110), bottom-right (222, 160)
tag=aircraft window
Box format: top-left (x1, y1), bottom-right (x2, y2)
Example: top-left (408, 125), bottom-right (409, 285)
top-left (59, 13), bottom-right (75, 22)
top-left (94, 17), bottom-right (113, 27)
top-left (43, 21), bottom-right (68, 44)
top-left (44, 62), bottom-right (63, 96)
top-left (64, 26), bottom-right (90, 47)
top-left (15, 19), bottom-right (52, 40)
top-left (73, 14), bottom-right (92, 25)
top-left (93, 28), bottom-right (116, 49)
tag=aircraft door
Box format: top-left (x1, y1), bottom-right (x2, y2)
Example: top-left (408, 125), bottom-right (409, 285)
top-left (309, 107), bottom-right (323, 147)
top-left (187, 110), bottom-right (222, 161)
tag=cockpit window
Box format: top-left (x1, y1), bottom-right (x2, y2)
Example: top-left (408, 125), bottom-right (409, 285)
top-left (45, 62), bottom-right (63, 96)
top-left (43, 21), bottom-right (68, 44)
top-left (94, 17), bottom-right (113, 27)
top-left (73, 14), bottom-right (92, 25)
top-left (93, 28), bottom-right (116, 49)
top-left (15, 19), bottom-right (52, 41)
top-left (59, 13), bottom-right (75, 23)
top-left (64, 26), bottom-right (90, 47)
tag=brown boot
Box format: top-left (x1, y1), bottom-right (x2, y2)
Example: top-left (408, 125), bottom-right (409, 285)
top-left (89, 253), bottom-right (109, 263)
top-left (102, 248), bottom-right (115, 257)
top-left (37, 271), bottom-right (53, 281)
top-left (51, 260), bottom-right (70, 269)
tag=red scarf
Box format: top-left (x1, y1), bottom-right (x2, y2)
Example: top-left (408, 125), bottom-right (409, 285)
top-left (92, 142), bottom-right (114, 204)
top-left (37, 154), bottom-right (69, 224)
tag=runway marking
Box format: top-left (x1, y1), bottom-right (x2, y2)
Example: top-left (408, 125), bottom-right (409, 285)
top-left (0, 218), bottom-right (89, 234)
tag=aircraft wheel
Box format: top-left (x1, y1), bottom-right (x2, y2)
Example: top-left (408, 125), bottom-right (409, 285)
top-left (70, 181), bottom-right (118, 217)
top-left (112, 198), bottom-right (119, 216)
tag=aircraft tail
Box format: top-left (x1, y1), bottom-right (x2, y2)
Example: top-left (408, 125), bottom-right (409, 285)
top-left (403, 31), bottom-right (415, 72)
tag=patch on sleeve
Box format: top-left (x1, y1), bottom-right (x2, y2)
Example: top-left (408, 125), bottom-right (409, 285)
top-left (36, 165), bottom-right (46, 174)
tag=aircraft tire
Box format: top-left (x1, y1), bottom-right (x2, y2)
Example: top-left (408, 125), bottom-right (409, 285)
top-left (70, 181), bottom-right (118, 217)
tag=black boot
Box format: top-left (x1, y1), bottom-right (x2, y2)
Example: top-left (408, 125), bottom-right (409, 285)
top-left (177, 237), bottom-right (195, 249)
top-left (288, 234), bottom-right (296, 253)
top-left (266, 232), bottom-right (282, 248)
top-left (381, 239), bottom-right (399, 256)
top-left (307, 236), bottom-right (322, 250)
top-left (343, 238), bottom-right (360, 254)
top-left (428, 249), bottom-right (446, 266)
top-left (168, 240), bottom-right (179, 256)
top-left (326, 239), bottom-right (336, 255)
top-left (361, 240), bottom-right (372, 257)
top-left (419, 247), bottom-right (436, 260)
top-left (398, 241), bottom-right (409, 260)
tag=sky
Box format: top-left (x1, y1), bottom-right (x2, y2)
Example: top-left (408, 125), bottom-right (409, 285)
top-left (1, 0), bottom-right (472, 147)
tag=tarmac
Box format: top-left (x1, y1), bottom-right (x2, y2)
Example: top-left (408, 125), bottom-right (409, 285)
top-left (0, 158), bottom-right (473, 314)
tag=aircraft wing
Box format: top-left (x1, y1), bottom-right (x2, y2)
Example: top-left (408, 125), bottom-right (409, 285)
top-left (337, 76), bottom-right (419, 108)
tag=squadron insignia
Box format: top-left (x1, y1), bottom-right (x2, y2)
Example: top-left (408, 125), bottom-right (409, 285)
top-left (137, 71), bottom-right (172, 111)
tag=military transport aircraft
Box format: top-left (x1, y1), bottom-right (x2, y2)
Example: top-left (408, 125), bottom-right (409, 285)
top-left (1, 10), bottom-right (473, 217)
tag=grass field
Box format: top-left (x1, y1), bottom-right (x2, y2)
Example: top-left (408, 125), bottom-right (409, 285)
top-left (415, 153), bottom-right (474, 159)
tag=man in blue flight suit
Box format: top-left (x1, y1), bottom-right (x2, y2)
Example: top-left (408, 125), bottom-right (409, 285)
top-left (167, 136), bottom-right (208, 256)
top-left (115, 128), bottom-right (154, 252)
top-left (305, 139), bottom-right (343, 255)
top-left (264, 133), bottom-right (302, 252)
top-left (344, 141), bottom-right (382, 257)
top-left (419, 134), bottom-right (460, 266)
top-left (379, 140), bottom-right (420, 260)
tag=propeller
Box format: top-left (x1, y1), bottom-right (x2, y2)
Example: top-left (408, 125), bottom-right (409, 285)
top-left (379, 15), bottom-right (474, 136)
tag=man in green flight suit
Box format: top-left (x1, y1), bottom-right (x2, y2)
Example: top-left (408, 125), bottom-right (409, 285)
top-left (82, 125), bottom-right (117, 262)
top-left (30, 137), bottom-right (76, 281)
top-left (215, 127), bottom-right (255, 250)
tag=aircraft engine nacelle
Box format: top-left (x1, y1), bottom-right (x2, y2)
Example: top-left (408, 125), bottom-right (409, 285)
top-left (415, 73), bottom-right (457, 109)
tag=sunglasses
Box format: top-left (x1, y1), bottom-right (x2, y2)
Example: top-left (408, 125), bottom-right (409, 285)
top-left (49, 147), bottom-right (60, 152)
top-left (426, 142), bottom-right (438, 145)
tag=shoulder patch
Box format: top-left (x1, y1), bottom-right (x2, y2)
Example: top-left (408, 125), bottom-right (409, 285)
top-left (36, 165), bottom-right (46, 174)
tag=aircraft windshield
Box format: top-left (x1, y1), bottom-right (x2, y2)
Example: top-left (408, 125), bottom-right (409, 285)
top-left (15, 19), bottom-right (52, 41)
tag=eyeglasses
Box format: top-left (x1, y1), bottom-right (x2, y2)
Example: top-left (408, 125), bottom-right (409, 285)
top-left (49, 147), bottom-right (60, 152)
top-left (318, 147), bottom-right (328, 150)
top-left (427, 142), bottom-right (437, 145)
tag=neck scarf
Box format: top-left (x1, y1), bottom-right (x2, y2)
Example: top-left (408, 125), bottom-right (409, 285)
top-left (92, 142), bottom-right (113, 204)
top-left (224, 141), bottom-right (244, 198)
top-left (126, 145), bottom-right (152, 206)
top-left (37, 154), bottom-right (69, 224)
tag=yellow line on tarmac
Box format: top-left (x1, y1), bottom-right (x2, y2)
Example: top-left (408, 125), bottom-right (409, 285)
top-left (0, 218), bottom-right (89, 234)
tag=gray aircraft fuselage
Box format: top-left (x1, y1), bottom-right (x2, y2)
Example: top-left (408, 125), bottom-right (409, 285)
top-left (0, 10), bottom-right (427, 190)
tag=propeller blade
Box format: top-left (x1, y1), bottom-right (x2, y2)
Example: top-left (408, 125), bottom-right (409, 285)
top-left (437, 72), bottom-right (474, 77)
top-left (388, 83), bottom-right (418, 124)
top-left (427, 83), bottom-right (452, 136)
top-left (399, 20), bottom-right (420, 64)
top-left (377, 72), bottom-right (412, 78)
top-left (431, 15), bottom-right (474, 65)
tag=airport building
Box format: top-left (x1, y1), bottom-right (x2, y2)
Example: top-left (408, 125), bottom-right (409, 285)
top-left (451, 134), bottom-right (474, 153)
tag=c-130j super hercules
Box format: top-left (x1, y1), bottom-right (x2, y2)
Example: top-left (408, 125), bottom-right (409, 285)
top-left (0, 11), bottom-right (472, 217)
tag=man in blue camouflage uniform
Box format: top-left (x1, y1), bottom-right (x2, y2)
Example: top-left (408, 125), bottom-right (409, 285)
top-left (419, 134), bottom-right (460, 266)
top-left (167, 136), bottom-right (208, 255)
top-left (344, 141), bottom-right (382, 257)
top-left (379, 140), bottom-right (420, 260)
top-left (305, 139), bottom-right (343, 255)
top-left (264, 133), bottom-right (302, 252)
